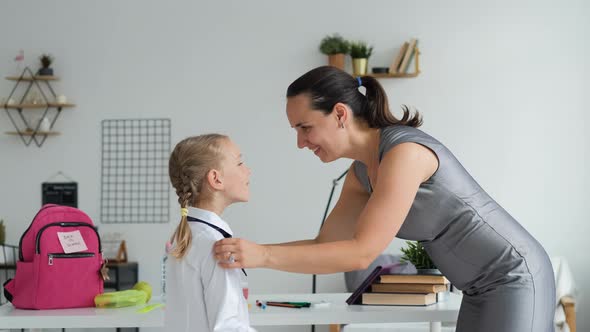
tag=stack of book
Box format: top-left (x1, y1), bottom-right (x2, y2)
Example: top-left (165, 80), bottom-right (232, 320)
top-left (346, 264), bottom-right (450, 307)
top-left (362, 273), bottom-right (450, 306)
top-left (388, 38), bottom-right (419, 75)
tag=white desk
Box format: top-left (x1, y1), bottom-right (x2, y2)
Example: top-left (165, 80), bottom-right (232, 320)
top-left (250, 293), bottom-right (461, 332)
top-left (0, 302), bottom-right (163, 329)
top-left (0, 293), bottom-right (461, 332)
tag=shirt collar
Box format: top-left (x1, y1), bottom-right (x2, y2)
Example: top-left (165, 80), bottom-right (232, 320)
top-left (187, 206), bottom-right (233, 237)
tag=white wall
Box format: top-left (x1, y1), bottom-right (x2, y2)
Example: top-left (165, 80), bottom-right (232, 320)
top-left (0, 1), bottom-right (588, 331)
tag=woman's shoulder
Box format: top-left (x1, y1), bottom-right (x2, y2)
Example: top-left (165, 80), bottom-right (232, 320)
top-left (380, 125), bottom-right (432, 149)
top-left (379, 125), bottom-right (444, 161)
top-left (381, 124), bottom-right (429, 140)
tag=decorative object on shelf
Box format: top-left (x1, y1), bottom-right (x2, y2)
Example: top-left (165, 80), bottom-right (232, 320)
top-left (319, 34), bottom-right (350, 71)
top-left (400, 240), bottom-right (441, 275)
top-left (39, 116), bottom-right (51, 132)
top-left (102, 232), bottom-right (128, 263)
top-left (26, 89), bottom-right (42, 105)
top-left (55, 94), bottom-right (67, 104)
top-left (397, 38), bottom-right (419, 74)
top-left (38, 53), bottom-right (54, 76)
top-left (0, 219), bottom-right (5, 245)
top-left (14, 49), bottom-right (24, 76)
top-left (371, 67), bottom-right (389, 74)
top-left (381, 38), bottom-right (421, 78)
top-left (2, 66), bottom-right (76, 147)
top-left (349, 41), bottom-right (373, 76)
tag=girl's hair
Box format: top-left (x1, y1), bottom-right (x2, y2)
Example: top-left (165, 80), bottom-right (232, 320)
top-left (286, 66), bottom-right (422, 128)
top-left (168, 134), bottom-right (228, 259)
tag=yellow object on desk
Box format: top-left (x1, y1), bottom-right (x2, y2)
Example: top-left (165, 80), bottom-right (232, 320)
top-left (137, 303), bottom-right (165, 313)
top-left (95, 281), bottom-right (152, 308)
top-left (95, 290), bottom-right (148, 308)
top-left (132, 281), bottom-right (152, 302)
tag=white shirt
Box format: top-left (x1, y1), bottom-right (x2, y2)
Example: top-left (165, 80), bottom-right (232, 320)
top-left (164, 207), bottom-right (255, 332)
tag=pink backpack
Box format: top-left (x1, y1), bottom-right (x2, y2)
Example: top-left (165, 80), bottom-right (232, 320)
top-left (3, 204), bottom-right (104, 309)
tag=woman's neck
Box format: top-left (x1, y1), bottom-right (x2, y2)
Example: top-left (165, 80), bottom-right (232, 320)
top-left (346, 125), bottom-right (381, 168)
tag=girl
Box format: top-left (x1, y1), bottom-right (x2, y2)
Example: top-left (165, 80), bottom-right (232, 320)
top-left (165, 134), bottom-right (255, 332)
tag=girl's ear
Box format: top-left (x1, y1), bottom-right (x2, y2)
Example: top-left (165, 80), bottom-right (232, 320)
top-left (206, 169), bottom-right (224, 191)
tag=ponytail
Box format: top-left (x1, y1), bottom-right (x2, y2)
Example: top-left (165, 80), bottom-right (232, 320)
top-left (170, 199), bottom-right (193, 259)
top-left (170, 215), bottom-right (192, 259)
top-left (286, 66), bottom-right (422, 128)
top-left (359, 76), bottom-right (422, 128)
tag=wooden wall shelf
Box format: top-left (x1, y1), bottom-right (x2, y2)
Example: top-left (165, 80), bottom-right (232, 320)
top-left (6, 131), bottom-right (60, 136)
top-left (358, 44), bottom-right (421, 79)
top-left (2, 67), bottom-right (74, 147)
top-left (5, 76), bottom-right (59, 81)
top-left (367, 72), bottom-right (419, 78)
top-left (2, 103), bottom-right (76, 109)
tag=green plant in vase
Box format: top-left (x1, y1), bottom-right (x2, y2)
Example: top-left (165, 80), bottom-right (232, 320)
top-left (349, 41), bottom-right (373, 76)
top-left (38, 54), bottom-right (54, 76)
top-left (400, 240), bottom-right (440, 274)
top-left (319, 34), bottom-right (350, 70)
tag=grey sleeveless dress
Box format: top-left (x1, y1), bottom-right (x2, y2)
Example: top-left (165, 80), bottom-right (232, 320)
top-left (353, 125), bottom-right (555, 332)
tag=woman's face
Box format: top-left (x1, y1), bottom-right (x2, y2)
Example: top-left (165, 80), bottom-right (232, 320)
top-left (286, 94), bottom-right (343, 163)
top-left (219, 139), bottom-right (251, 203)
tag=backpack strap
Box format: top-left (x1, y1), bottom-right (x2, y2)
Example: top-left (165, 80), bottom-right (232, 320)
top-left (3, 278), bottom-right (14, 303)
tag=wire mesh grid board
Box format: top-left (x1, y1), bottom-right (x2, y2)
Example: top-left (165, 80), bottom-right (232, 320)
top-left (101, 118), bottom-right (171, 224)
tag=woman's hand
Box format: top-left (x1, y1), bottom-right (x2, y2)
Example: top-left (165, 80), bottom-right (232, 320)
top-left (214, 238), bottom-right (269, 269)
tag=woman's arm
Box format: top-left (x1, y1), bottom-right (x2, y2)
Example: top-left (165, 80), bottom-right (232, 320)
top-left (214, 142), bottom-right (438, 274)
top-left (272, 239), bottom-right (318, 246)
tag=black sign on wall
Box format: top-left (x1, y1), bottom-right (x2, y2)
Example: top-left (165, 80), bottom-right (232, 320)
top-left (42, 182), bottom-right (78, 208)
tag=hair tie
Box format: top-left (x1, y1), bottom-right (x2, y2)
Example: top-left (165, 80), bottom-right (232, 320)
top-left (181, 208), bottom-right (188, 217)
top-left (357, 77), bottom-right (362, 87)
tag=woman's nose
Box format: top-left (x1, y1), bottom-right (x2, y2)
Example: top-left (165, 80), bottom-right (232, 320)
top-left (297, 133), bottom-right (306, 149)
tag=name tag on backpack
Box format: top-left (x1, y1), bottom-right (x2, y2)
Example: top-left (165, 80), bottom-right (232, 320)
top-left (57, 230), bottom-right (88, 253)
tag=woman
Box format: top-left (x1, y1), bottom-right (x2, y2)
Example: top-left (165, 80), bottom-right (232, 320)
top-left (214, 66), bottom-right (555, 331)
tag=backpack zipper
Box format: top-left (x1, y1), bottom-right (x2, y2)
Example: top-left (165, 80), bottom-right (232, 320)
top-left (36, 222), bottom-right (102, 255)
top-left (48, 252), bottom-right (95, 266)
top-left (18, 204), bottom-right (54, 261)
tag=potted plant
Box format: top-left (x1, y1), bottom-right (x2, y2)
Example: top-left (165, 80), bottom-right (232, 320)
top-left (349, 41), bottom-right (373, 76)
top-left (400, 241), bottom-right (440, 275)
top-left (38, 54), bottom-right (54, 76)
top-left (0, 219), bottom-right (5, 245)
top-left (319, 34), bottom-right (349, 71)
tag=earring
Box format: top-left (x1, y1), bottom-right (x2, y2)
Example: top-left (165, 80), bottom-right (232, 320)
top-left (339, 122), bottom-right (344, 129)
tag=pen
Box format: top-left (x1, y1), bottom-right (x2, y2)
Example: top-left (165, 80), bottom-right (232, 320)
top-left (255, 300), bottom-right (312, 308)
top-left (265, 302), bottom-right (304, 308)
top-left (268, 301), bottom-right (311, 307)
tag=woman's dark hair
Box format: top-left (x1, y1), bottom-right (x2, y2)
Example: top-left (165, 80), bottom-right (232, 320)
top-left (286, 66), bottom-right (422, 128)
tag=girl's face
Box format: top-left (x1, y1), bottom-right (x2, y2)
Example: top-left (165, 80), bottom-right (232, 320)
top-left (219, 139), bottom-right (251, 203)
top-left (286, 94), bottom-right (343, 163)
